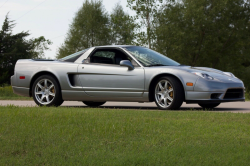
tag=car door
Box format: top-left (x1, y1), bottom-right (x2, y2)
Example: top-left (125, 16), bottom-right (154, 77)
top-left (77, 48), bottom-right (145, 98)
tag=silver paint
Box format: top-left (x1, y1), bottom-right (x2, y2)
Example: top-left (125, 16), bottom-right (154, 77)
top-left (11, 45), bottom-right (245, 104)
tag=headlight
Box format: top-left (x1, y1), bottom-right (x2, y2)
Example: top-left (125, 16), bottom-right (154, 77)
top-left (193, 72), bottom-right (214, 80)
top-left (223, 72), bottom-right (237, 78)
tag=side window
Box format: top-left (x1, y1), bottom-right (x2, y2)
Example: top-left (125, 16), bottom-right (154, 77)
top-left (89, 49), bottom-right (140, 67)
top-left (91, 51), bottom-right (115, 64)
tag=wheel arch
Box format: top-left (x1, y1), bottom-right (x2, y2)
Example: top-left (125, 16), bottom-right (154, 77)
top-left (29, 71), bottom-right (61, 97)
top-left (148, 73), bottom-right (186, 102)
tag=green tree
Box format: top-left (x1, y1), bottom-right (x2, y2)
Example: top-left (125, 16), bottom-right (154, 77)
top-left (127, 0), bottom-right (162, 48)
top-left (155, 0), bottom-right (250, 87)
top-left (57, 0), bottom-right (110, 59)
top-left (110, 3), bottom-right (136, 45)
top-left (0, 14), bottom-right (51, 85)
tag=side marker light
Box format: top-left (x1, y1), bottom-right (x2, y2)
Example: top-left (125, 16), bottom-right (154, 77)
top-left (186, 82), bottom-right (193, 86)
top-left (20, 76), bottom-right (25, 79)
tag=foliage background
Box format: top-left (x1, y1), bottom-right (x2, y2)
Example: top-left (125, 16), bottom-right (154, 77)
top-left (0, 15), bottom-right (51, 85)
top-left (1, 0), bottom-right (249, 91)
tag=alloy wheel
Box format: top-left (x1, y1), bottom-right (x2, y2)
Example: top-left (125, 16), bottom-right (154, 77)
top-left (155, 80), bottom-right (174, 108)
top-left (35, 79), bottom-right (56, 105)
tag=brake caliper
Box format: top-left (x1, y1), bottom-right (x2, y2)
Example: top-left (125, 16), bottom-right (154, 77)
top-left (169, 85), bottom-right (173, 98)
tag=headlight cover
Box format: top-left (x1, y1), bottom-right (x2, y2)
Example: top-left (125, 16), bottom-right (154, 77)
top-left (193, 72), bottom-right (214, 80)
top-left (223, 72), bottom-right (237, 78)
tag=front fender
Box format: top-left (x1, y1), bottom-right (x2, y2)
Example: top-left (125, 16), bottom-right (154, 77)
top-left (145, 67), bottom-right (199, 92)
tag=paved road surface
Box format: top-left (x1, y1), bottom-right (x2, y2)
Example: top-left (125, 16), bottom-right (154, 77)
top-left (0, 100), bottom-right (250, 113)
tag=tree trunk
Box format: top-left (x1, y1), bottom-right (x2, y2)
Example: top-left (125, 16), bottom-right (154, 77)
top-left (146, 7), bottom-right (151, 49)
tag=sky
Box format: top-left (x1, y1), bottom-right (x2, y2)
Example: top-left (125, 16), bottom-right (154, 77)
top-left (0, 0), bottom-right (133, 59)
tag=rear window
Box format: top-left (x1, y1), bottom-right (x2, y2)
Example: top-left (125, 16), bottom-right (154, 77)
top-left (59, 49), bottom-right (89, 62)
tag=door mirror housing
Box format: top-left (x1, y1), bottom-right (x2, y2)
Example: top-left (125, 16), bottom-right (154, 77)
top-left (82, 57), bottom-right (90, 64)
top-left (120, 60), bottom-right (134, 70)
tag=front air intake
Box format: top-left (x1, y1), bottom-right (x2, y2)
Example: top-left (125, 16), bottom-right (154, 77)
top-left (210, 93), bottom-right (222, 99)
top-left (224, 89), bottom-right (244, 99)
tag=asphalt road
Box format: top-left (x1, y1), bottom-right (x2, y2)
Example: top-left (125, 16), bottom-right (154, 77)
top-left (0, 100), bottom-right (250, 113)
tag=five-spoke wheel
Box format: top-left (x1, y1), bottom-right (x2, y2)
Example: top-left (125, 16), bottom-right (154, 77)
top-left (154, 76), bottom-right (184, 110)
top-left (32, 75), bottom-right (63, 106)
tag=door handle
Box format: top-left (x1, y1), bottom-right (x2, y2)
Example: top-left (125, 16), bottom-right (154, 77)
top-left (82, 66), bottom-right (84, 69)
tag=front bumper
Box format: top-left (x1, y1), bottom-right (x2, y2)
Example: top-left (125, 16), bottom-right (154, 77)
top-left (185, 90), bottom-right (245, 104)
top-left (186, 98), bottom-right (245, 104)
top-left (185, 77), bottom-right (245, 103)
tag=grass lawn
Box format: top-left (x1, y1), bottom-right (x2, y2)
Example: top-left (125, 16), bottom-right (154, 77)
top-left (0, 106), bottom-right (250, 165)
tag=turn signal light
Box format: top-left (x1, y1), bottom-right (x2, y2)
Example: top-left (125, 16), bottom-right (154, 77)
top-left (20, 76), bottom-right (25, 79)
top-left (186, 82), bottom-right (193, 86)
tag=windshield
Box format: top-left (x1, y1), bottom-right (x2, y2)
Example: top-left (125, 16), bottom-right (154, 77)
top-left (59, 48), bottom-right (89, 62)
top-left (124, 46), bottom-right (180, 67)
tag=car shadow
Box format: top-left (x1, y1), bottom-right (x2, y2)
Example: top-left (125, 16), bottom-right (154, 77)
top-left (62, 105), bottom-right (249, 112)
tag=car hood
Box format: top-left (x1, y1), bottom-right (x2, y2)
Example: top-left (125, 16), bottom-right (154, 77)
top-left (185, 66), bottom-right (226, 75)
top-left (155, 65), bottom-right (243, 83)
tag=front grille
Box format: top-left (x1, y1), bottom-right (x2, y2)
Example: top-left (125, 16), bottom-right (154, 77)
top-left (224, 89), bottom-right (244, 99)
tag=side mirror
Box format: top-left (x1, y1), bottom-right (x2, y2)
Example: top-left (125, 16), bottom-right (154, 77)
top-left (120, 60), bottom-right (134, 70)
top-left (82, 57), bottom-right (90, 63)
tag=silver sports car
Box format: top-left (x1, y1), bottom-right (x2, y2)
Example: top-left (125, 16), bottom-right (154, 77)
top-left (11, 45), bottom-right (245, 110)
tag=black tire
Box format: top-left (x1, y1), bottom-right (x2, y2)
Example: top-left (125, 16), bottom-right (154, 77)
top-left (198, 103), bottom-right (220, 109)
top-left (32, 75), bottom-right (63, 107)
top-left (154, 76), bottom-right (184, 110)
top-left (82, 101), bottom-right (106, 107)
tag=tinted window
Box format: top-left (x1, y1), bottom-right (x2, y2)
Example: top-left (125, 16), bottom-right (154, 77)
top-left (89, 49), bottom-right (139, 66)
top-left (91, 51), bottom-right (116, 64)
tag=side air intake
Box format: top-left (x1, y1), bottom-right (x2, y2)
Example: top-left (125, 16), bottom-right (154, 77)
top-left (68, 74), bottom-right (81, 87)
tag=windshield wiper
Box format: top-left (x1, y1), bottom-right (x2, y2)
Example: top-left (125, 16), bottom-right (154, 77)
top-left (146, 64), bottom-right (168, 67)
